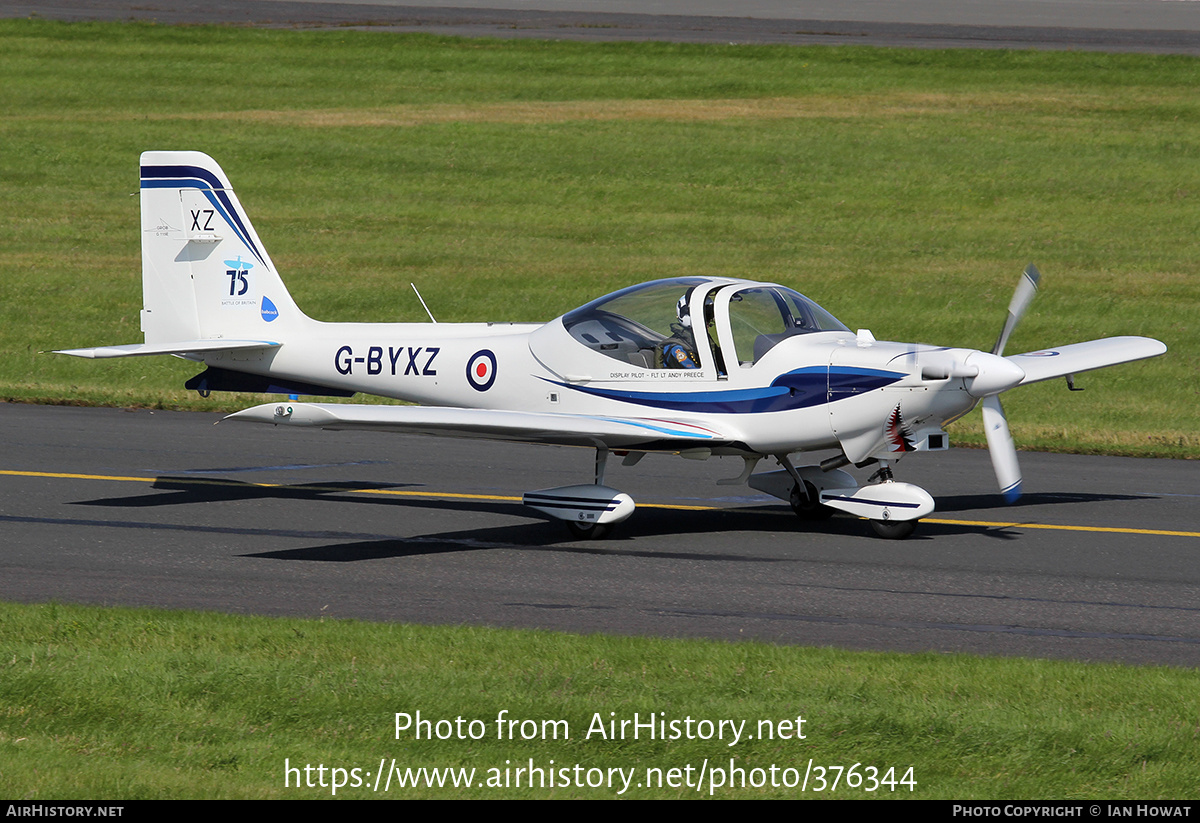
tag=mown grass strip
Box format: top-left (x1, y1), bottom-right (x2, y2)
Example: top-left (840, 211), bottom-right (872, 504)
top-left (2, 601), bottom-right (1198, 799)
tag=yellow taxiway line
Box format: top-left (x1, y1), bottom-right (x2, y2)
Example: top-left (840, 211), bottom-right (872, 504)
top-left (2, 469), bottom-right (1197, 538)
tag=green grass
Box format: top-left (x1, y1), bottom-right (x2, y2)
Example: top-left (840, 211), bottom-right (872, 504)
top-left (1, 20), bottom-right (1197, 455)
top-left (2, 601), bottom-right (1197, 799)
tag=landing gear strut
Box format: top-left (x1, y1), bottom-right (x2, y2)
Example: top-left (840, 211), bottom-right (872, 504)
top-left (775, 454), bottom-right (835, 522)
top-left (523, 447), bottom-right (634, 540)
top-left (864, 460), bottom-right (919, 539)
top-left (568, 448), bottom-right (616, 540)
top-left (790, 480), bottom-right (833, 521)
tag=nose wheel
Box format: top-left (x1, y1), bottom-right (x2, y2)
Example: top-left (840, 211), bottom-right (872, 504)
top-left (869, 518), bottom-right (918, 540)
top-left (566, 520), bottom-right (612, 541)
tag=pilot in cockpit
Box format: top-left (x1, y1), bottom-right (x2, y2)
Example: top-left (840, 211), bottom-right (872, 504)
top-left (658, 290), bottom-right (701, 369)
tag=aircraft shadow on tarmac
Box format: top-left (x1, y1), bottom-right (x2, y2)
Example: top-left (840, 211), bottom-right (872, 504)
top-left (235, 505), bottom-right (1053, 561)
top-left (63, 475), bottom-right (1151, 560)
top-left (238, 523), bottom-right (801, 563)
top-left (931, 490), bottom-right (1149, 513)
top-left (237, 506), bottom-right (901, 563)
top-left (74, 476), bottom-right (424, 506)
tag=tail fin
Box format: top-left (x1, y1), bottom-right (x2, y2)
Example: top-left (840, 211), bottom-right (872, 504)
top-left (139, 151), bottom-right (308, 344)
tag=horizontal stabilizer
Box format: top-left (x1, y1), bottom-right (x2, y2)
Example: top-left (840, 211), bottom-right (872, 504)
top-left (184, 366), bottom-right (354, 398)
top-left (224, 402), bottom-right (734, 451)
top-left (55, 339), bottom-right (281, 359)
top-left (1008, 337), bottom-right (1166, 385)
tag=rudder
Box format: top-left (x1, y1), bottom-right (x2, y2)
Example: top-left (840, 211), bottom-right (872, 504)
top-left (139, 151), bottom-right (307, 344)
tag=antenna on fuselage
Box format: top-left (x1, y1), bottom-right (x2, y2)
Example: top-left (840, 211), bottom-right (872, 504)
top-left (411, 283), bottom-right (438, 323)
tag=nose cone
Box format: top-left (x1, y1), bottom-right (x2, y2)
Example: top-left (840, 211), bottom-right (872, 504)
top-left (965, 351), bottom-right (1026, 397)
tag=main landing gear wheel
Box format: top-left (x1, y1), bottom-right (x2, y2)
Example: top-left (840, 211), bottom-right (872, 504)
top-left (566, 520), bottom-right (612, 541)
top-left (869, 518), bottom-right (917, 540)
top-left (790, 481), bottom-right (833, 521)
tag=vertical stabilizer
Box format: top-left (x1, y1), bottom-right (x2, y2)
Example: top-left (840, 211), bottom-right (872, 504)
top-left (139, 151), bottom-right (307, 345)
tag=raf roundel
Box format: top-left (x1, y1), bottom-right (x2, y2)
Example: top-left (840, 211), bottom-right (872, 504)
top-left (466, 349), bottom-right (497, 392)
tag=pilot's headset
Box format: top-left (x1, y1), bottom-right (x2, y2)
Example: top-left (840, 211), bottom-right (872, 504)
top-left (676, 288), bottom-right (695, 328)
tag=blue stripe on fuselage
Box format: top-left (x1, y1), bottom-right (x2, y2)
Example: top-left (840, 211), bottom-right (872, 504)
top-left (545, 366), bottom-right (902, 414)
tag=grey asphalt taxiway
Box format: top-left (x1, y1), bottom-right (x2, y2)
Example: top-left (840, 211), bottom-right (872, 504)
top-left (3, 403), bottom-right (1197, 667)
top-left (5, 0), bottom-right (1200, 54)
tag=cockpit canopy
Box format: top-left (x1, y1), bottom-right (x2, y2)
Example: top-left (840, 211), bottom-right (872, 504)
top-left (562, 278), bottom-right (848, 371)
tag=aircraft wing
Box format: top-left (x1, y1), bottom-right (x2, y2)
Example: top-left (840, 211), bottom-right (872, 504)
top-left (1008, 336), bottom-right (1166, 386)
top-left (224, 402), bottom-right (738, 452)
top-left (55, 340), bottom-right (280, 359)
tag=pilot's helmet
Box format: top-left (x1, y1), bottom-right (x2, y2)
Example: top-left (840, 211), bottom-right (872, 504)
top-left (676, 288), bottom-right (694, 328)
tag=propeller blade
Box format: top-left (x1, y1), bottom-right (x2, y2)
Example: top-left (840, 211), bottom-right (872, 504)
top-left (991, 264), bottom-right (1041, 356)
top-left (981, 395), bottom-right (1021, 503)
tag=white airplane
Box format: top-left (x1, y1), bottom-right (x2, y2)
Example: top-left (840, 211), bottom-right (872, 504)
top-left (59, 151), bottom-right (1167, 539)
